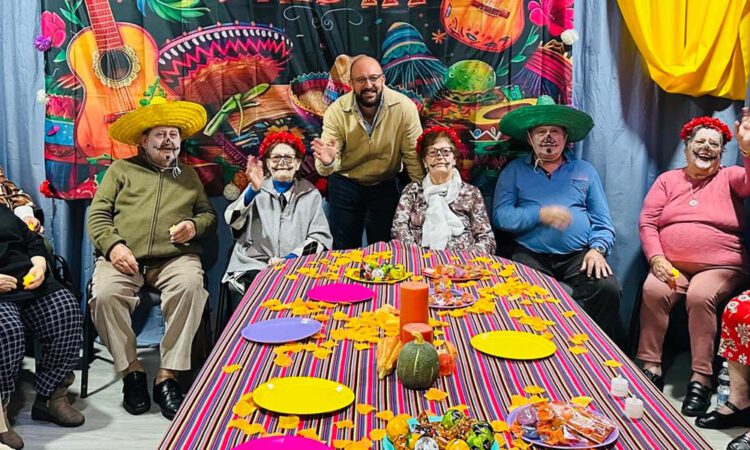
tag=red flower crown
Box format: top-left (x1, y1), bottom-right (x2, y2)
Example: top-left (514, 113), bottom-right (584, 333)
top-left (258, 131), bottom-right (306, 160)
top-left (680, 116), bottom-right (732, 143)
top-left (416, 125), bottom-right (467, 157)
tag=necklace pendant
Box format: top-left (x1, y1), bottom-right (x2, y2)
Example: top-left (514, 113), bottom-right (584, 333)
top-left (689, 199), bottom-right (698, 207)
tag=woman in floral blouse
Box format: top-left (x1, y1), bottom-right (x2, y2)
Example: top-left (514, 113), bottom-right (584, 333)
top-left (695, 290), bottom-right (750, 450)
top-left (391, 126), bottom-right (496, 254)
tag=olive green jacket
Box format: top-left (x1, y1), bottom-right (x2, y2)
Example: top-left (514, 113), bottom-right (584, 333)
top-left (87, 154), bottom-right (216, 265)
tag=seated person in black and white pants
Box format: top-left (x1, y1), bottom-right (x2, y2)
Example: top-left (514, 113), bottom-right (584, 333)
top-left (0, 206), bottom-right (83, 450)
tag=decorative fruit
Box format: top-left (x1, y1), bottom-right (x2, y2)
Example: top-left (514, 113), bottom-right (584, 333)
top-left (446, 439), bottom-right (471, 450)
top-left (444, 340), bottom-right (458, 359)
top-left (438, 352), bottom-right (456, 376)
top-left (386, 416), bottom-right (410, 441)
top-left (441, 409), bottom-right (465, 429)
top-left (377, 335), bottom-right (404, 379)
top-left (397, 331), bottom-right (440, 390)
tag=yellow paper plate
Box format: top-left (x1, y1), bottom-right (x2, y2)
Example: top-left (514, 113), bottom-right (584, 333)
top-left (253, 377), bottom-right (355, 415)
top-left (471, 331), bottom-right (557, 360)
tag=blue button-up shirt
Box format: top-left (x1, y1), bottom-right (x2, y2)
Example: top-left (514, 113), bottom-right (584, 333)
top-left (492, 153), bottom-right (615, 255)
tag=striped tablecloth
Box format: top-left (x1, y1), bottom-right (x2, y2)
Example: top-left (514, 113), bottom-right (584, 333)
top-left (159, 242), bottom-right (711, 449)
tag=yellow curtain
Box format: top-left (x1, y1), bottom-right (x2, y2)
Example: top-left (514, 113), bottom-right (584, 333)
top-left (617, 0), bottom-right (750, 100)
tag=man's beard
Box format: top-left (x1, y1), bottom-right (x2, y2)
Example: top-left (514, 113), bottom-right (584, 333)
top-left (355, 88), bottom-right (381, 108)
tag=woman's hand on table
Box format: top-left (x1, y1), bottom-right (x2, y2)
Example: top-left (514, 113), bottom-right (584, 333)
top-left (0, 274), bottom-right (17, 293)
top-left (580, 249), bottom-right (613, 279)
top-left (268, 257), bottom-right (285, 267)
top-left (650, 255), bottom-right (675, 283)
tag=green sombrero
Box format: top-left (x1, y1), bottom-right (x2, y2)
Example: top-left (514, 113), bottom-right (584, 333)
top-left (500, 95), bottom-right (594, 143)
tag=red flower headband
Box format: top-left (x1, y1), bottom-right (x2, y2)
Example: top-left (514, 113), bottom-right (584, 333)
top-left (680, 116), bottom-right (732, 143)
top-left (258, 131), bottom-right (306, 160)
top-left (415, 125), bottom-right (467, 156)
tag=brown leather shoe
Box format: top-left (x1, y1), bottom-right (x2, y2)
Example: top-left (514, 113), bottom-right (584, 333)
top-left (0, 407), bottom-right (23, 449)
top-left (31, 373), bottom-right (85, 427)
top-left (0, 429), bottom-right (24, 450)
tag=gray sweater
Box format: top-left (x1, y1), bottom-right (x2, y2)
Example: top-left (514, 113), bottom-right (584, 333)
top-left (223, 177), bottom-right (332, 277)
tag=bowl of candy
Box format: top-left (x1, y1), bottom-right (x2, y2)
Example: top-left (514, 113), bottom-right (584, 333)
top-left (429, 277), bottom-right (477, 309)
top-left (508, 402), bottom-right (618, 449)
top-left (345, 262), bottom-right (410, 284)
top-left (423, 264), bottom-right (483, 281)
top-left (383, 410), bottom-right (499, 450)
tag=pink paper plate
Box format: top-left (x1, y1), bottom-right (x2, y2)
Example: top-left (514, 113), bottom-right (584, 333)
top-left (307, 283), bottom-right (375, 304)
top-left (230, 435), bottom-right (331, 450)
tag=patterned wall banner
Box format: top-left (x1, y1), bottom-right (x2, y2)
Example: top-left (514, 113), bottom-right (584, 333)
top-left (39, 0), bottom-right (575, 200)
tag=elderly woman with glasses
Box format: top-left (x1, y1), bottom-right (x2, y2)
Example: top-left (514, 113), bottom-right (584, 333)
top-left (391, 126), bottom-right (495, 253)
top-left (224, 132), bottom-right (332, 297)
top-left (637, 113), bottom-right (750, 417)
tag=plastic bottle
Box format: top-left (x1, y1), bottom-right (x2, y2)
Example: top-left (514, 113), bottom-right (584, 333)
top-left (716, 361), bottom-right (730, 408)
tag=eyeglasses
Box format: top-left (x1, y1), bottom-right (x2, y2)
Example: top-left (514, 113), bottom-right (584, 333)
top-left (424, 147), bottom-right (455, 159)
top-left (352, 74), bottom-right (384, 86)
top-left (269, 155), bottom-right (297, 164)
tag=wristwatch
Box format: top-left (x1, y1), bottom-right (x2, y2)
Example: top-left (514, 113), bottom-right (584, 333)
top-left (591, 245), bottom-right (606, 255)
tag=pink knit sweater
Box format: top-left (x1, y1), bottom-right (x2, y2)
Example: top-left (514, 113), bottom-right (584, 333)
top-left (639, 160), bottom-right (750, 267)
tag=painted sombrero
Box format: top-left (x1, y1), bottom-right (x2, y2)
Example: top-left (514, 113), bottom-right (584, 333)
top-left (108, 97), bottom-right (207, 146)
top-left (499, 95), bottom-right (593, 142)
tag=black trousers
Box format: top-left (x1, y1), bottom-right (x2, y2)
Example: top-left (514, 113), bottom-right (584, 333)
top-left (512, 246), bottom-right (624, 345)
top-left (327, 174), bottom-right (400, 250)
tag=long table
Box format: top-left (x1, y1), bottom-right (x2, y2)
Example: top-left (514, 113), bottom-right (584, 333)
top-left (159, 241), bottom-right (711, 449)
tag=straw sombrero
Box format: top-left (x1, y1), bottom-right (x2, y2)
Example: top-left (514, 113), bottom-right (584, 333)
top-left (108, 97), bottom-right (207, 146)
top-left (500, 95), bottom-right (593, 143)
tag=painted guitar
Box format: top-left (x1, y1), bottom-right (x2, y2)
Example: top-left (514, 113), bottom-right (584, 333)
top-left (441, 0), bottom-right (524, 52)
top-left (67, 0), bottom-right (163, 160)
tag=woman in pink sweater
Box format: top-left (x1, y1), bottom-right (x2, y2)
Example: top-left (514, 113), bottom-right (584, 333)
top-left (638, 114), bottom-right (750, 417)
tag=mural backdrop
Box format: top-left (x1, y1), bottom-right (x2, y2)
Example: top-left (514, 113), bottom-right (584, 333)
top-left (39, 0), bottom-right (575, 200)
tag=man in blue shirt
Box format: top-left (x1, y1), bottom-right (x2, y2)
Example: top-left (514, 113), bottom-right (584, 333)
top-left (493, 96), bottom-right (621, 342)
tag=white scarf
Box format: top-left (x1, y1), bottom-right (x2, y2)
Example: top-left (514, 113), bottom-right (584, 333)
top-left (421, 169), bottom-right (465, 250)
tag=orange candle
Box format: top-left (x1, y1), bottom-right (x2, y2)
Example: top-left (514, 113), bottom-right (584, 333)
top-left (399, 281), bottom-right (429, 341)
top-left (402, 322), bottom-right (433, 343)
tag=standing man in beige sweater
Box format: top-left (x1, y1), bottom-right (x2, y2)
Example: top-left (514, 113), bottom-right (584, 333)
top-left (312, 56), bottom-right (424, 249)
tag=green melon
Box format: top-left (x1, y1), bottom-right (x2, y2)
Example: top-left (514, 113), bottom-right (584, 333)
top-left (396, 331), bottom-right (440, 390)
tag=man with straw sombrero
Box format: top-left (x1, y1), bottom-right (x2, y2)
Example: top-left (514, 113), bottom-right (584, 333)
top-left (492, 95), bottom-right (622, 343)
top-left (87, 95), bottom-right (216, 420)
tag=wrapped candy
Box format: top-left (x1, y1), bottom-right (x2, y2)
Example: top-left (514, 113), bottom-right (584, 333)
top-left (516, 405), bottom-right (538, 426)
top-left (414, 436), bottom-right (439, 450)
